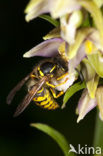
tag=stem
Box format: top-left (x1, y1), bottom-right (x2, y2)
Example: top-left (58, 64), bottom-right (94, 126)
top-left (93, 109), bottom-right (103, 149)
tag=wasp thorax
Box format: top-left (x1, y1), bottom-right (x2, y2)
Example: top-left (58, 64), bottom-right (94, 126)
top-left (39, 62), bottom-right (56, 76)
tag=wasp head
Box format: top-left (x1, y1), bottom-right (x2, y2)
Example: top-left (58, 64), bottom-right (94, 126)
top-left (38, 62), bottom-right (57, 77)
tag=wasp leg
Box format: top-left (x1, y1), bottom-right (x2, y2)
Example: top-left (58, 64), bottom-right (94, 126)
top-left (55, 77), bottom-right (69, 88)
top-left (46, 82), bottom-right (55, 88)
top-left (46, 77), bottom-right (68, 88)
top-left (37, 87), bottom-right (44, 94)
top-left (46, 73), bottom-right (69, 89)
top-left (50, 88), bottom-right (64, 98)
top-left (56, 72), bottom-right (68, 80)
top-left (30, 74), bottom-right (37, 79)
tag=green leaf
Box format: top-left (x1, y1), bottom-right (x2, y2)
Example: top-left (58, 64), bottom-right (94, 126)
top-left (62, 82), bottom-right (86, 109)
top-left (31, 123), bottom-right (75, 156)
top-left (39, 15), bottom-right (60, 27)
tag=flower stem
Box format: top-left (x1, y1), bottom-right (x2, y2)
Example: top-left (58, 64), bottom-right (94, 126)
top-left (93, 109), bottom-right (103, 149)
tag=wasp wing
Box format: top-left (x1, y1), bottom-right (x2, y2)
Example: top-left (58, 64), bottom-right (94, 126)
top-left (6, 72), bottom-right (33, 105)
top-left (13, 76), bottom-right (48, 117)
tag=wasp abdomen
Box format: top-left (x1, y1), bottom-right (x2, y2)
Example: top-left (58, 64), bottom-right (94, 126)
top-left (33, 88), bottom-right (59, 110)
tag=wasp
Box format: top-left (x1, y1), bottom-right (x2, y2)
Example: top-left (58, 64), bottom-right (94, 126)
top-left (7, 56), bottom-right (70, 117)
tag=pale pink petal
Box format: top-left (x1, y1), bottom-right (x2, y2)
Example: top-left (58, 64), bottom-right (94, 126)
top-left (69, 44), bottom-right (86, 73)
top-left (23, 38), bottom-right (63, 58)
top-left (77, 89), bottom-right (97, 123)
top-left (88, 29), bottom-right (103, 51)
top-left (51, 0), bottom-right (81, 18)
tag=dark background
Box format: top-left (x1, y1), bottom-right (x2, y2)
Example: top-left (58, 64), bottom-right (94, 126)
top-left (0, 1), bottom-right (96, 156)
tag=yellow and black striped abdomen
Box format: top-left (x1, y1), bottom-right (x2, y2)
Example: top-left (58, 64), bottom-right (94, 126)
top-left (33, 88), bottom-right (59, 110)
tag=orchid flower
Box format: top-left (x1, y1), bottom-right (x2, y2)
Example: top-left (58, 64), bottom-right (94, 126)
top-left (67, 28), bottom-right (103, 60)
top-left (25, 0), bottom-right (80, 21)
top-left (60, 10), bottom-right (83, 44)
top-left (23, 27), bottom-right (103, 101)
top-left (68, 28), bottom-right (103, 71)
top-left (23, 0), bottom-right (103, 125)
top-left (24, 0), bottom-right (82, 44)
top-left (23, 37), bottom-right (78, 92)
top-left (25, 0), bottom-right (103, 46)
top-left (23, 38), bottom-right (63, 58)
top-left (76, 86), bottom-right (103, 123)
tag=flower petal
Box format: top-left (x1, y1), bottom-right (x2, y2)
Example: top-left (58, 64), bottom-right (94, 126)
top-left (93, 0), bottom-right (103, 8)
top-left (23, 38), bottom-right (63, 58)
top-left (69, 44), bottom-right (86, 73)
top-left (58, 42), bottom-right (69, 61)
top-left (81, 58), bottom-right (99, 98)
top-left (96, 86), bottom-right (103, 121)
top-left (25, 0), bottom-right (50, 22)
top-left (25, 0), bottom-right (43, 14)
top-left (43, 27), bottom-right (60, 40)
top-left (88, 51), bottom-right (103, 78)
top-left (76, 89), bottom-right (97, 123)
top-left (67, 28), bottom-right (94, 59)
top-left (86, 74), bottom-right (99, 98)
top-left (51, 0), bottom-right (81, 18)
top-left (81, 59), bottom-right (96, 81)
top-left (88, 30), bottom-right (103, 52)
top-left (61, 10), bottom-right (83, 44)
top-left (79, 0), bottom-right (103, 47)
top-left (84, 40), bottom-right (98, 55)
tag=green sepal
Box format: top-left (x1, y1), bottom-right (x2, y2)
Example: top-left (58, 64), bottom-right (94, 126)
top-left (81, 58), bottom-right (99, 98)
top-left (88, 52), bottom-right (103, 78)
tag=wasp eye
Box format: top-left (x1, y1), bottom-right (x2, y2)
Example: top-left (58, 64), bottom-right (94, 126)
top-left (40, 62), bottom-right (56, 75)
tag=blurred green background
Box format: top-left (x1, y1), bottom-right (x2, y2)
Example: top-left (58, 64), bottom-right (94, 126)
top-left (0, 1), bottom-right (96, 156)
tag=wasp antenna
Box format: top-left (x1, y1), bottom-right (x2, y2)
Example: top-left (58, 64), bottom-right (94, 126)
top-left (13, 111), bottom-right (19, 118)
top-left (13, 104), bottom-right (24, 117)
top-left (6, 91), bottom-right (15, 105)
